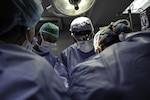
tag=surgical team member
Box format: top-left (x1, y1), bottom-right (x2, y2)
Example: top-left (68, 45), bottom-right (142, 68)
top-left (69, 20), bottom-right (150, 100)
top-left (58, 16), bottom-right (96, 83)
top-left (32, 22), bottom-right (70, 88)
top-left (93, 26), bottom-right (120, 53)
top-left (93, 19), bottom-right (131, 53)
top-left (32, 22), bottom-right (59, 67)
top-left (0, 0), bottom-right (70, 100)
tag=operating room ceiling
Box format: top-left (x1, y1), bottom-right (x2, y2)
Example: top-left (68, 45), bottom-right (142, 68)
top-left (41, 0), bottom-right (150, 30)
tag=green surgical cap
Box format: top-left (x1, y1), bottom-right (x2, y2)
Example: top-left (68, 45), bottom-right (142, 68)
top-left (39, 22), bottom-right (59, 39)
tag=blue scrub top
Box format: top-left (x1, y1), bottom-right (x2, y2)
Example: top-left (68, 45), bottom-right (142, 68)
top-left (32, 48), bottom-right (58, 67)
top-left (59, 43), bottom-right (96, 81)
top-left (32, 48), bottom-right (69, 88)
top-left (0, 43), bottom-right (70, 100)
top-left (69, 31), bottom-right (150, 100)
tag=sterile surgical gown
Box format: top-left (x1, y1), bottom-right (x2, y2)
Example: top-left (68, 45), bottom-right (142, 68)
top-left (69, 31), bottom-right (150, 100)
top-left (32, 49), bottom-right (69, 88)
top-left (0, 43), bottom-right (70, 100)
top-left (59, 43), bottom-right (96, 82)
top-left (32, 49), bottom-right (57, 67)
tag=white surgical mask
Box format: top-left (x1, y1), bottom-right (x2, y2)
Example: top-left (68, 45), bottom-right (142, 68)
top-left (77, 39), bottom-right (93, 53)
top-left (38, 34), bottom-right (52, 53)
top-left (39, 40), bottom-right (52, 53)
top-left (22, 33), bottom-right (32, 50)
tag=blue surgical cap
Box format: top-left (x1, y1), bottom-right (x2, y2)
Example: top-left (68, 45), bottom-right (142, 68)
top-left (39, 22), bottom-right (59, 39)
top-left (0, 0), bottom-right (43, 35)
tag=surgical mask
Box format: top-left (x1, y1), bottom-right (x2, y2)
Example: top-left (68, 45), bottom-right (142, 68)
top-left (22, 33), bottom-right (32, 50)
top-left (38, 34), bottom-right (52, 53)
top-left (77, 39), bottom-right (93, 53)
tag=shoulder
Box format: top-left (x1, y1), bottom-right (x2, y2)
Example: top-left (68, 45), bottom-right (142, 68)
top-left (61, 43), bottom-right (76, 54)
top-left (72, 53), bottom-right (105, 76)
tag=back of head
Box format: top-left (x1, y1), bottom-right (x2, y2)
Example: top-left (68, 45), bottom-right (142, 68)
top-left (39, 22), bottom-right (59, 39)
top-left (0, 0), bottom-right (43, 35)
top-left (70, 16), bottom-right (94, 41)
top-left (94, 27), bottom-right (120, 53)
top-left (94, 19), bottom-right (132, 53)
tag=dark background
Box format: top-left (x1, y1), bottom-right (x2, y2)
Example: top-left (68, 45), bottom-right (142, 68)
top-left (35, 0), bottom-right (150, 55)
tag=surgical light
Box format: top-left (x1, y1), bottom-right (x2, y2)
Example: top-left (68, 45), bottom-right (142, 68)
top-left (49, 0), bottom-right (95, 16)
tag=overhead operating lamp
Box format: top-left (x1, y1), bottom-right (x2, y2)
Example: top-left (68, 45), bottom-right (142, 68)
top-left (123, 0), bottom-right (150, 13)
top-left (47, 0), bottom-right (95, 16)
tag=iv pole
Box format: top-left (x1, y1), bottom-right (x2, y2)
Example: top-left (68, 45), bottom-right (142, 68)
top-left (128, 7), bottom-right (134, 32)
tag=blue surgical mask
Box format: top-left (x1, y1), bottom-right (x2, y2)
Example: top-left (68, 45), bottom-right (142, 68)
top-left (22, 33), bottom-right (32, 50)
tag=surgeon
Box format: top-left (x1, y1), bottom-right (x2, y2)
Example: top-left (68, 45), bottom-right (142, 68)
top-left (0, 0), bottom-right (70, 100)
top-left (32, 22), bottom-right (59, 67)
top-left (32, 22), bottom-right (69, 88)
top-left (32, 22), bottom-right (70, 88)
top-left (57, 16), bottom-right (96, 84)
top-left (68, 20), bottom-right (148, 100)
top-left (93, 26), bottom-right (120, 53)
top-left (93, 19), bottom-right (131, 53)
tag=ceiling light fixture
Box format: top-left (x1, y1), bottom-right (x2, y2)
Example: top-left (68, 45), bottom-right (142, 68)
top-left (47, 0), bottom-right (95, 16)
